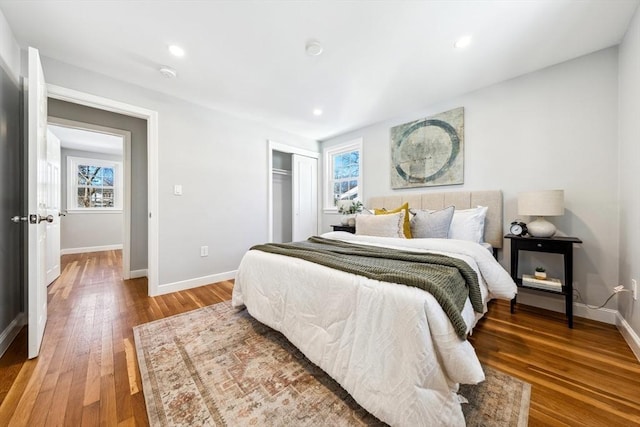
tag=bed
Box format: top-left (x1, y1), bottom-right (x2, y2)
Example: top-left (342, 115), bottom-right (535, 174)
top-left (232, 190), bottom-right (517, 426)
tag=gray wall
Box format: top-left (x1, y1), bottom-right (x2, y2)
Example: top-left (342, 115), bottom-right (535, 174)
top-left (0, 44), bottom-right (21, 337)
top-left (321, 47), bottom-right (620, 313)
top-left (48, 99), bottom-right (148, 271)
top-left (60, 148), bottom-right (124, 251)
top-left (618, 5), bottom-right (640, 339)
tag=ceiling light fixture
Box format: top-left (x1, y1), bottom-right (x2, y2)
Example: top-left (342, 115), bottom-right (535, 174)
top-left (313, 108), bottom-right (323, 116)
top-left (454, 35), bottom-right (472, 49)
top-left (159, 67), bottom-right (177, 78)
top-left (305, 40), bottom-right (323, 56)
top-left (169, 44), bottom-right (185, 57)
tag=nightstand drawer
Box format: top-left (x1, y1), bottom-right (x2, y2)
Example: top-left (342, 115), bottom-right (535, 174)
top-left (331, 225), bottom-right (355, 234)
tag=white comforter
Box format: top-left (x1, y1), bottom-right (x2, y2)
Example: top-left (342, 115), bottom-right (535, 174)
top-left (232, 232), bottom-right (517, 426)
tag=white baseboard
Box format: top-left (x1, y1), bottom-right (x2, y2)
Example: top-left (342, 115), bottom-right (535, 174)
top-left (61, 244), bottom-right (123, 255)
top-left (516, 291), bottom-right (617, 324)
top-left (616, 313), bottom-right (640, 363)
top-left (0, 312), bottom-right (26, 358)
top-left (154, 270), bottom-right (237, 296)
top-left (129, 269), bottom-right (148, 279)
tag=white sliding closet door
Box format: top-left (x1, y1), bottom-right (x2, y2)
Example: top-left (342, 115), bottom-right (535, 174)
top-left (291, 154), bottom-right (318, 241)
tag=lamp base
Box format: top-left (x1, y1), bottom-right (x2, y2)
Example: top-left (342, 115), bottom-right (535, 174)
top-left (527, 217), bottom-right (556, 237)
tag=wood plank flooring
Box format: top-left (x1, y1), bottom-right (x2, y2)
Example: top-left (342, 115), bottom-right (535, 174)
top-left (1, 250), bottom-right (639, 426)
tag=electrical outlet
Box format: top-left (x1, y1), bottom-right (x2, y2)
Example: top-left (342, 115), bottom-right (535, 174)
top-left (633, 279), bottom-right (638, 301)
top-left (200, 246), bottom-right (208, 257)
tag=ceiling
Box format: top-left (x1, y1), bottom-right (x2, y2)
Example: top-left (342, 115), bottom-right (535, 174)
top-left (49, 125), bottom-right (123, 156)
top-left (1, 1), bottom-right (638, 141)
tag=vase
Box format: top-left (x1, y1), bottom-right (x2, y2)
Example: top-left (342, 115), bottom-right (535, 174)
top-left (340, 214), bottom-right (354, 225)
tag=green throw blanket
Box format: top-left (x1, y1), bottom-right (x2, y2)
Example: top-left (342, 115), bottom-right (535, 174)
top-left (250, 236), bottom-right (482, 338)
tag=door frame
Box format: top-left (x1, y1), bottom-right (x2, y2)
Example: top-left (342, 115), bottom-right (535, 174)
top-left (48, 117), bottom-right (132, 279)
top-left (47, 84), bottom-right (160, 296)
top-left (267, 140), bottom-right (319, 242)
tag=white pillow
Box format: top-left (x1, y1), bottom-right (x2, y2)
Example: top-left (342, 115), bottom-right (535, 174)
top-left (355, 211), bottom-right (406, 238)
top-left (449, 206), bottom-right (488, 243)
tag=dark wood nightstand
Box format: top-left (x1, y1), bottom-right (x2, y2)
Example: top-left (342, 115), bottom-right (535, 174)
top-left (331, 225), bottom-right (356, 234)
top-left (505, 234), bottom-right (582, 328)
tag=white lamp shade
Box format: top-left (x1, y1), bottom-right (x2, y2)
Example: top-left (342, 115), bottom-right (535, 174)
top-left (518, 190), bottom-right (564, 217)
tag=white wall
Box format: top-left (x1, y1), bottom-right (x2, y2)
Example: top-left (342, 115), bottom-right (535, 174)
top-left (321, 47), bottom-right (620, 311)
top-left (0, 8), bottom-right (19, 83)
top-left (60, 148), bottom-right (124, 253)
top-left (38, 56), bottom-right (318, 288)
top-left (618, 5), bottom-right (640, 338)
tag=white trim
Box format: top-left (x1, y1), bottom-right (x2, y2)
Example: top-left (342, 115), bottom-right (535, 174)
top-left (156, 270), bottom-right (237, 295)
top-left (573, 303), bottom-right (618, 324)
top-left (616, 313), bottom-right (640, 362)
top-left (47, 84), bottom-right (159, 296)
top-left (129, 269), bottom-right (148, 279)
top-left (515, 291), bottom-right (617, 324)
top-left (0, 313), bottom-right (26, 358)
top-left (322, 138), bottom-right (363, 212)
top-left (60, 244), bottom-right (123, 255)
top-left (267, 140), bottom-right (319, 242)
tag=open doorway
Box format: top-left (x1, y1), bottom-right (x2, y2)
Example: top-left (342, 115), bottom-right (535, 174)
top-left (47, 120), bottom-right (131, 280)
top-left (47, 97), bottom-right (149, 281)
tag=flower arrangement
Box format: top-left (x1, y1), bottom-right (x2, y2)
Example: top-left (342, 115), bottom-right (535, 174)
top-left (337, 200), bottom-right (363, 215)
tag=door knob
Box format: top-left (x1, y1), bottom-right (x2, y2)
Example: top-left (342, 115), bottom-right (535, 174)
top-left (28, 214), bottom-right (54, 224)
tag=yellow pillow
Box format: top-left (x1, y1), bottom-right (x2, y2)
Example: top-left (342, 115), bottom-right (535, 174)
top-left (374, 202), bottom-right (412, 238)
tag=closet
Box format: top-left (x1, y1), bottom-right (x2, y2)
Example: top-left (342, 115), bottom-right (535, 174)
top-left (269, 143), bottom-right (318, 243)
top-left (272, 150), bottom-right (293, 243)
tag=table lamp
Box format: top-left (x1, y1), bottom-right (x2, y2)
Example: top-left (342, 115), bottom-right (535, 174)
top-left (518, 190), bottom-right (564, 237)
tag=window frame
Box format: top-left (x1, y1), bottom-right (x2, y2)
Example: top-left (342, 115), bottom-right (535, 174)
top-left (66, 155), bottom-right (123, 213)
top-left (323, 138), bottom-right (363, 212)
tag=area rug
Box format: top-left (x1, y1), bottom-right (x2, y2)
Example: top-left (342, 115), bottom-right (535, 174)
top-left (134, 301), bottom-right (530, 426)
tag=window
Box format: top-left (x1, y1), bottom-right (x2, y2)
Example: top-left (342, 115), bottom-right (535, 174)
top-left (323, 138), bottom-right (363, 211)
top-left (67, 156), bottom-right (122, 211)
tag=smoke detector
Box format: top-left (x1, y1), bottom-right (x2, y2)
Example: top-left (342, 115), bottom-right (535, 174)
top-left (305, 40), bottom-right (323, 56)
top-left (159, 67), bottom-right (177, 78)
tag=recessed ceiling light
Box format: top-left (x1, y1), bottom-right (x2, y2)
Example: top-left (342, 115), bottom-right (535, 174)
top-left (169, 44), bottom-right (185, 57)
top-left (305, 40), bottom-right (323, 56)
top-left (159, 67), bottom-right (177, 78)
top-left (454, 36), bottom-right (472, 49)
top-left (313, 108), bottom-right (323, 116)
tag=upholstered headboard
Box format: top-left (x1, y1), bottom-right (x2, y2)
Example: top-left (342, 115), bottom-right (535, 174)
top-left (368, 190), bottom-right (503, 249)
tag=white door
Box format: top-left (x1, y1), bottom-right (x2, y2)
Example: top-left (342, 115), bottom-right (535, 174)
top-left (291, 154), bottom-right (318, 241)
top-left (27, 47), bottom-right (50, 359)
top-left (45, 128), bottom-right (61, 285)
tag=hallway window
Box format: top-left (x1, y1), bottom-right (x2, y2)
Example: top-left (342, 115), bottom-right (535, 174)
top-left (67, 156), bottom-right (122, 211)
top-left (323, 138), bottom-right (363, 211)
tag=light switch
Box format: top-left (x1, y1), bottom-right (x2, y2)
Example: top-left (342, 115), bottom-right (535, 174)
top-left (174, 184), bottom-right (183, 196)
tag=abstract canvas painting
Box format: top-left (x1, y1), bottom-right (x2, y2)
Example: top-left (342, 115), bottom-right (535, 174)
top-left (390, 107), bottom-right (464, 188)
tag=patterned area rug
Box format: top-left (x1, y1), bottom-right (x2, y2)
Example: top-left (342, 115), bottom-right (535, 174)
top-left (134, 301), bottom-right (530, 426)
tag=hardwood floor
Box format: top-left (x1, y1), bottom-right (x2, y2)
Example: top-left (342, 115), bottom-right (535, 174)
top-left (0, 251), bottom-right (233, 426)
top-left (0, 250), bottom-right (639, 426)
top-left (470, 301), bottom-right (640, 427)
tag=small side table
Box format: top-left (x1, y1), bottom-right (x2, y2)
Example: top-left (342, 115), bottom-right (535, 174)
top-left (505, 234), bottom-right (582, 328)
top-left (331, 225), bottom-right (356, 234)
